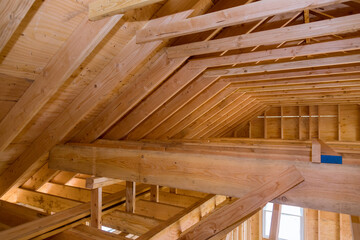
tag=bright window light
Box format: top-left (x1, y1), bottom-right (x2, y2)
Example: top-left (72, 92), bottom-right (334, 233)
top-left (262, 203), bottom-right (304, 240)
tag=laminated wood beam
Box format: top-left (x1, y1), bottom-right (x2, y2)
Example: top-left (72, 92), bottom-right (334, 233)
top-left (49, 143), bottom-right (360, 215)
top-left (137, 0), bottom-right (346, 43)
top-left (89, 0), bottom-right (165, 21)
top-left (167, 14), bottom-right (360, 58)
top-left (0, 0), bottom-right (36, 53)
top-left (178, 167), bottom-right (303, 240)
top-left (205, 54), bottom-right (360, 77)
top-left (0, 184), bottom-right (149, 240)
top-left (0, 14), bottom-right (122, 152)
top-left (0, 10), bottom-right (191, 200)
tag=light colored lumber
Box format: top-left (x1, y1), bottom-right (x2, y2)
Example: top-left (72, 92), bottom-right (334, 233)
top-left (205, 54), bottom-right (360, 77)
top-left (50, 225), bottom-right (127, 240)
top-left (22, 163), bottom-right (58, 190)
top-left (351, 215), bottom-right (360, 240)
top-left (49, 143), bottom-right (360, 215)
top-left (0, 14), bottom-right (122, 152)
top-left (312, 139), bottom-right (321, 163)
top-left (0, 184), bottom-right (149, 240)
top-left (90, 188), bottom-right (102, 229)
top-left (89, 0), bottom-right (164, 21)
top-left (269, 204), bottom-right (282, 240)
top-left (137, 0), bottom-right (346, 43)
top-left (102, 210), bottom-right (162, 235)
top-left (86, 177), bottom-right (123, 189)
top-left (126, 181), bottom-right (136, 213)
top-left (167, 14), bottom-right (360, 58)
top-left (0, 10), bottom-right (191, 200)
top-left (0, 0), bottom-right (36, 53)
top-left (104, 62), bottom-right (205, 140)
top-left (179, 167), bottom-right (303, 240)
top-left (138, 195), bottom-right (225, 239)
top-left (150, 185), bottom-right (159, 202)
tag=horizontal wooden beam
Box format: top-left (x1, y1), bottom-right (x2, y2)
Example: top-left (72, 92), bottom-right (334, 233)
top-left (85, 177), bottom-right (123, 189)
top-left (49, 142), bottom-right (360, 215)
top-left (167, 14), bottom-right (360, 58)
top-left (179, 167), bottom-right (303, 240)
top-left (205, 54), bottom-right (360, 77)
top-left (137, 0), bottom-right (346, 43)
top-left (89, 0), bottom-right (165, 21)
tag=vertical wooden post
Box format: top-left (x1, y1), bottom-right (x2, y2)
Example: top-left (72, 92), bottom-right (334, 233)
top-left (338, 105), bottom-right (341, 141)
top-left (170, 188), bottom-right (177, 194)
top-left (90, 187), bottom-right (102, 229)
top-left (304, 9), bottom-right (311, 44)
top-left (298, 106), bottom-right (302, 140)
top-left (309, 105), bottom-right (312, 140)
top-left (351, 215), bottom-right (360, 240)
top-left (249, 122), bottom-right (252, 138)
top-left (280, 106), bottom-right (284, 140)
top-left (318, 105), bottom-right (321, 139)
top-left (269, 204), bottom-right (282, 240)
top-left (150, 185), bottom-right (159, 202)
top-left (264, 111), bottom-right (267, 139)
top-left (312, 139), bottom-right (321, 163)
top-left (126, 181), bottom-right (136, 213)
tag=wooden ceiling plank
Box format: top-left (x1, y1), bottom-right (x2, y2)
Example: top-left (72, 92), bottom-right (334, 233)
top-left (167, 14), bottom-right (360, 58)
top-left (215, 104), bottom-right (268, 138)
top-left (0, 0), bottom-right (36, 53)
top-left (0, 10), bottom-right (191, 200)
top-left (72, 0), bottom-right (215, 143)
top-left (49, 143), bottom-right (360, 215)
top-left (185, 95), bottom-right (253, 139)
top-left (136, 0), bottom-right (347, 43)
top-left (174, 93), bottom-right (251, 139)
top-left (196, 98), bottom-right (260, 139)
top-left (89, 0), bottom-right (165, 21)
top-left (146, 81), bottom-right (231, 139)
top-left (0, 14), bottom-right (123, 152)
top-left (126, 75), bottom-right (219, 140)
top-left (206, 54), bottom-right (360, 77)
top-left (103, 62), bottom-right (206, 140)
top-left (178, 167), bottom-right (303, 240)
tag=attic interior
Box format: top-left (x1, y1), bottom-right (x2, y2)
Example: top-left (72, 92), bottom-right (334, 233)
top-left (0, 0), bottom-right (360, 239)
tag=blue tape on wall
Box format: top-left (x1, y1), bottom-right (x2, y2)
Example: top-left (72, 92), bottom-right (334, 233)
top-left (321, 155), bottom-right (342, 164)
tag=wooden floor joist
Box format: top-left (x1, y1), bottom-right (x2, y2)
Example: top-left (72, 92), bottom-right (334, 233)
top-left (49, 142), bottom-right (360, 215)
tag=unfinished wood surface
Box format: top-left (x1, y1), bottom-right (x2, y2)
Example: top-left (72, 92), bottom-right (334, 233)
top-left (0, 10), bottom-right (192, 200)
top-left (178, 167), bottom-right (303, 240)
top-left (86, 177), bottom-right (123, 189)
top-left (137, 0), bottom-right (346, 43)
top-left (352, 215), bottom-right (360, 240)
top-left (269, 204), bottom-right (282, 240)
top-left (0, 0), bottom-right (36, 53)
top-left (126, 181), bottom-right (136, 213)
top-left (150, 185), bottom-right (159, 202)
top-left (0, 14), bottom-right (122, 152)
top-left (90, 188), bottom-right (102, 229)
top-left (0, 184), bottom-right (148, 240)
top-left (49, 143), bottom-right (360, 215)
top-left (312, 139), bottom-right (321, 163)
top-left (167, 14), bottom-right (360, 58)
top-left (89, 0), bottom-right (164, 21)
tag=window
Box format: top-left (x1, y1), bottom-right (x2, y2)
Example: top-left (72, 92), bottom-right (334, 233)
top-left (263, 203), bottom-right (304, 240)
